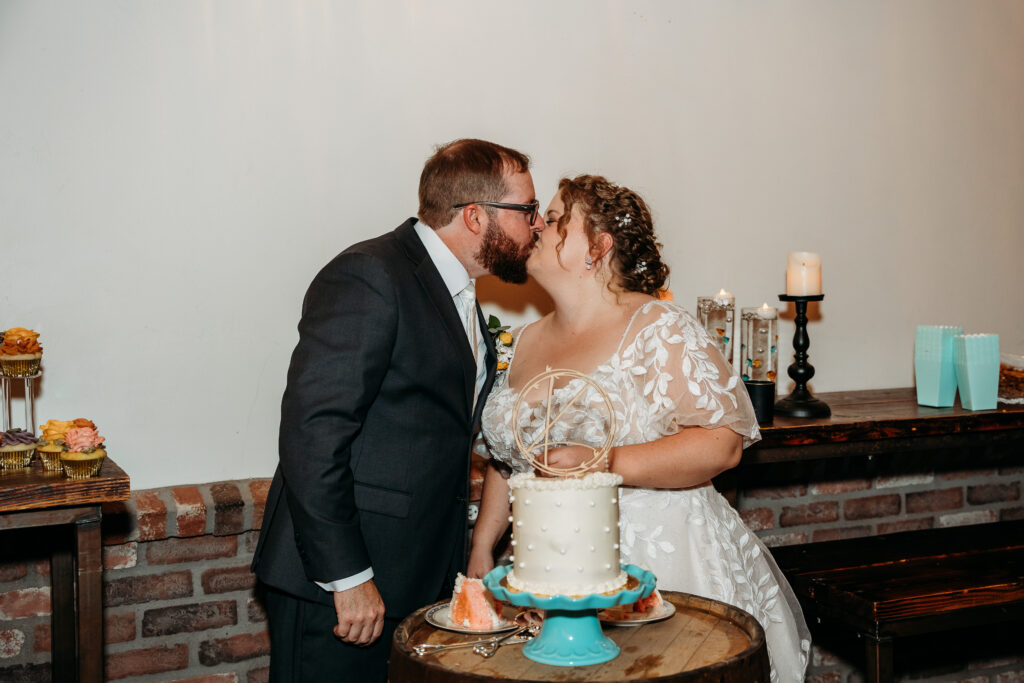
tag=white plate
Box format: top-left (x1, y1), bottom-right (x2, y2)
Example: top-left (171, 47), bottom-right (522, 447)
top-left (424, 603), bottom-right (518, 634)
top-left (598, 600), bottom-right (676, 627)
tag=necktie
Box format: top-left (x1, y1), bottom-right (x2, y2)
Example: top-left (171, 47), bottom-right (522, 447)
top-left (457, 282), bottom-right (482, 404)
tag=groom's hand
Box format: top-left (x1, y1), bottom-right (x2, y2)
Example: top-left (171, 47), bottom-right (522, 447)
top-left (332, 580), bottom-right (385, 646)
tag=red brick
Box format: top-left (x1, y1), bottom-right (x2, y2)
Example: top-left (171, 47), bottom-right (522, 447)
top-left (34, 560), bottom-right (50, 578)
top-left (107, 612), bottom-right (137, 643)
top-left (135, 491), bottom-right (169, 541)
top-left (242, 530), bottom-right (261, 554)
top-left (739, 507), bottom-right (774, 531)
top-left (198, 631), bottom-right (270, 665)
top-left (906, 487), bottom-right (964, 514)
top-left (938, 468), bottom-right (997, 481)
top-left (939, 510), bottom-right (998, 527)
top-left (104, 570), bottom-right (193, 607)
top-left (0, 628), bottom-right (25, 658)
top-left (779, 501), bottom-right (839, 527)
top-left (0, 562), bottom-right (27, 583)
top-left (745, 484), bottom-right (807, 500)
top-left (103, 542), bottom-right (138, 570)
top-left (247, 597), bottom-right (267, 623)
top-left (810, 479), bottom-right (871, 495)
top-left (35, 611), bottom-right (135, 651)
top-left (146, 535), bottom-right (238, 565)
top-left (248, 667), bottom-right (270, 683)
top-left (812, 526), bottom-right (873, 542)
top-left (173, 486), bottom-right (208, 537)
top-left (33, 623), bottom-right (49, 652)
top-left (105, 644), bottom-right (189, 680)
top-left (250, 480), bottom-right (271, 530)
top-left (202, 565), bottom-right (257, 594)
top-left (143, 600), bottom-right (237, 636)
top-left (878, 518), bottom-right (935, 534)
top-left (169, 675), bottom-right (240, 683)
top-left (967, 482), bottom-right (1020, 505)
top-left (211, 483), bottom-right (244, 536)
top-left (844, 494), bottom-right (901, 520)
top-left (1002, 506), bottom-right (1024, 521)
top-left (0, 587), bottom-right (50, 619)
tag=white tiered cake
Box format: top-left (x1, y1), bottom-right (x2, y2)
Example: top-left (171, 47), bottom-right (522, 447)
top-left (506, 471), bottom-right (627, 597)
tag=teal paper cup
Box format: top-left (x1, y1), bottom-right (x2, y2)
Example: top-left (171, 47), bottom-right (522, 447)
top-left (915, 325), bottom-right (962, 407)
top-left (954, 334), bottom-right (1000, 411)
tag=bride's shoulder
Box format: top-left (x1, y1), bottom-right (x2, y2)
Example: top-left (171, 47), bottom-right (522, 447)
top-left (628, 299), bottom-right (701, 334)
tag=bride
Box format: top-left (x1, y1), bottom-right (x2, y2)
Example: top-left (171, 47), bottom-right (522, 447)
top-left (468, 174), bottom-right (810, 682)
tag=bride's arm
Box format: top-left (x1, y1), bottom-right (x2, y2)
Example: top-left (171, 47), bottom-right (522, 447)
top-left (467, 461), bottom-right (512, 578)
top-left (544, 426), bottom-right (742, 489)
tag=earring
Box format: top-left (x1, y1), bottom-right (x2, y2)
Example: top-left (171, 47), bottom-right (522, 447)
top-left (585, 257), bottom-right (593, 270)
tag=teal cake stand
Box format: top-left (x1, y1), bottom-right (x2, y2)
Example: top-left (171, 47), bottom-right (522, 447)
top-left (483, 564), bottom-right (655, 667)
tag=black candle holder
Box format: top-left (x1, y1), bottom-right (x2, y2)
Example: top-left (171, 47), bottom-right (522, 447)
top-left (775, 294), bottom-right (830, 418)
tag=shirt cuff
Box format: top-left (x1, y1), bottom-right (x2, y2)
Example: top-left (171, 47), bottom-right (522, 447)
top-left (315, 567), bottom-right (374, 593)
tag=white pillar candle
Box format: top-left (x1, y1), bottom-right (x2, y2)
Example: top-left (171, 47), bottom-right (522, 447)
top-left (755, 302), bottom-right (778, 319)
top-left (786, 252), bottom-right (822, 296)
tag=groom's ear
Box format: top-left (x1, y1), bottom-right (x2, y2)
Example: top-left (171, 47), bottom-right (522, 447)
top-left (457, 204), bottom-right (485, 236)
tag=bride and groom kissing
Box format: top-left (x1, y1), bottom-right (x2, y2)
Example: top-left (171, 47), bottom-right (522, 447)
top-left (251, 138), bottom-right (809, 682)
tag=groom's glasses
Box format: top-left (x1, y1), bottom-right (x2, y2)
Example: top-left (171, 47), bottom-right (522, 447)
top-left (452, 200), bottom-right (540, 225)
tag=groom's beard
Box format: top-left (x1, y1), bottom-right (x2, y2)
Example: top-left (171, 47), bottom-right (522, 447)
top-left (477, 223), bottom-right (531, 284)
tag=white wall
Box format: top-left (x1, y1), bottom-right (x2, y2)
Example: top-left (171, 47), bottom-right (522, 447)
top-left (2, 1), bottom-right (1022, 490)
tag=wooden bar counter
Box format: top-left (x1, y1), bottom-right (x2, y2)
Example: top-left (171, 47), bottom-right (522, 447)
top-left (390, 591), bottom-right (770, 682)
top-left (747, 388), bottom-right (1024, 464)
top-left (0, 457), bottom-right (130, 683)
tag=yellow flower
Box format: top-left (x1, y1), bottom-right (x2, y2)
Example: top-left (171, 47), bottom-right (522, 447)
top-left (497, 361), bottom-right (509, 371)
top-left (498, 331), bottom-right (513, 345)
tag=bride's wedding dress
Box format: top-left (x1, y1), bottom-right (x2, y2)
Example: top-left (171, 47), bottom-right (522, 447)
top-left (481, 300), bottom-right (810, 682)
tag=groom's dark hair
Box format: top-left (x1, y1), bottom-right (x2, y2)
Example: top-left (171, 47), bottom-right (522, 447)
top-left (418, 138), bottom-right (530, 229)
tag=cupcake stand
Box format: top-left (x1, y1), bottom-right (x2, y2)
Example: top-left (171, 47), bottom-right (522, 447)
top-left (0, 370), bottom-right (38, 434)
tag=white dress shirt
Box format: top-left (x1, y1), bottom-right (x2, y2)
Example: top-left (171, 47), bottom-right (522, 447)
top-left (316, 220), bottom-right (487, 593)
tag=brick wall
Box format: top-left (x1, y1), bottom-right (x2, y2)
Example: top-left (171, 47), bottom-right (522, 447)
top-left (0, 450), bottom-right (1021, 682)
top-left (0, 480), bottom-right (271, 683)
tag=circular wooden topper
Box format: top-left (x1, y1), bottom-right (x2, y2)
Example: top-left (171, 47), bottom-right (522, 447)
top-left (389, 591), bottom-right (770, 683)
top-left (511, 368), bottom-right (617, 477)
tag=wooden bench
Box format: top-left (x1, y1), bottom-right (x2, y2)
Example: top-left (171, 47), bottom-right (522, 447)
top-left (771, 520), bottom-right (1024, 683)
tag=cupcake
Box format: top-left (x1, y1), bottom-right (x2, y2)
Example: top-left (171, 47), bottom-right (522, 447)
top-left (37, 419), bottom-right (75, 471)
top-left (0, 328), bottom-right (43, 377)
top-left (0, 428), bottom-right (38, 469)
top-left (60, 424), bottom-right (106, 479)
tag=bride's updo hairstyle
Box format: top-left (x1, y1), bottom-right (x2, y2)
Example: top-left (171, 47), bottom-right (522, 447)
top-left (555, 174), bottom-right (669, 295)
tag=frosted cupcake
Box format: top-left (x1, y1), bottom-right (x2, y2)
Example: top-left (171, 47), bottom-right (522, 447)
top-left (0, 428), bottom-right (38, 469)
top-left (60, 424), bottom-right (106, 479)
top-left (37, 419), bottom-right (75, 471)
top-left (0, 328), bottom-right (43, 377)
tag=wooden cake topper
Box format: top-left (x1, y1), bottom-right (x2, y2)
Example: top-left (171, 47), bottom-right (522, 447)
top-left (511, 368), bottom-right (617, 478)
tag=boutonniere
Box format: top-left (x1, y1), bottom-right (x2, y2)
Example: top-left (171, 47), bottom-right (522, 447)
top-left (487, 315), bottom-right (514, 372)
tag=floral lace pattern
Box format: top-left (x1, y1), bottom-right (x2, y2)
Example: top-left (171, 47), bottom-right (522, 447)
top-left (481, 300), bottom-right (810, 682)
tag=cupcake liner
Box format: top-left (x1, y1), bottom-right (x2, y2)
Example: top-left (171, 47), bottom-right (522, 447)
top-left (61, 452), bottom-right (106, 479)
top-left (0, 356), bottom-right (42, 378)
top-left (37, 449), bottom-right (65, 471)
top-left (0, 445), bottom-right (36, 469)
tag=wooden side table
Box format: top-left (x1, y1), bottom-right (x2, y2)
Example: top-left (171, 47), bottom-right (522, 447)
top-left (390, 591), bottom-right (770, 682)
top-left (0, 457), bottom-right (130, 683)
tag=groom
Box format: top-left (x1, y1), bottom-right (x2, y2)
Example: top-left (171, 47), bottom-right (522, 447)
top-left (251, 138), bottom-right (541, 682)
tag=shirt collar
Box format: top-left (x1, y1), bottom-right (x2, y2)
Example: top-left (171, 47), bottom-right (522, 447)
top-left (413, 220), bottom-right (472, 297)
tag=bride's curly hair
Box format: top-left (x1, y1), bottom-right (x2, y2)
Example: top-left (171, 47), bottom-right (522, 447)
top-left (555, 174), bottom-right (669, 295)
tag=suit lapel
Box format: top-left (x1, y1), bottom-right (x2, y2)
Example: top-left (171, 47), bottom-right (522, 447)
top-left (395, 220), bottom-right (477, 414)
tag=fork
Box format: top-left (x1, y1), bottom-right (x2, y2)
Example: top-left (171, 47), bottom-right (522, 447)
top-left (413, 627), bottom-right (531, 657)
top-left (472, 625), bottom-right (532, 658)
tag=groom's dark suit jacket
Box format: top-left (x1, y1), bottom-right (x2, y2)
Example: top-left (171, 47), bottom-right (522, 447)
top-left (252, 219), bottom-right (497, 618)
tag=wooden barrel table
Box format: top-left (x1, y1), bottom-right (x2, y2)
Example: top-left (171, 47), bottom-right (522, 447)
top-left (390, 591), bottom-right (769, 682)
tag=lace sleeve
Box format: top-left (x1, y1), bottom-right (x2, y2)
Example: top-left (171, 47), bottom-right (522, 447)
top-left (619, 302), bottom-right (761, 448)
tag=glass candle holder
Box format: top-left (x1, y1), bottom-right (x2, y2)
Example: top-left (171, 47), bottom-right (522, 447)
top-left (741, 305), bottom-right (778, 382)
top-left (697, 291), bottom-right (735, 366)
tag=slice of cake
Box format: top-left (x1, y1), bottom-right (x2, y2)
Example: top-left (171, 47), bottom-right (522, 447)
top-left (601, 588), bottom-right (664, 620)
top-left (449, 573), bottom-right (506, 630)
